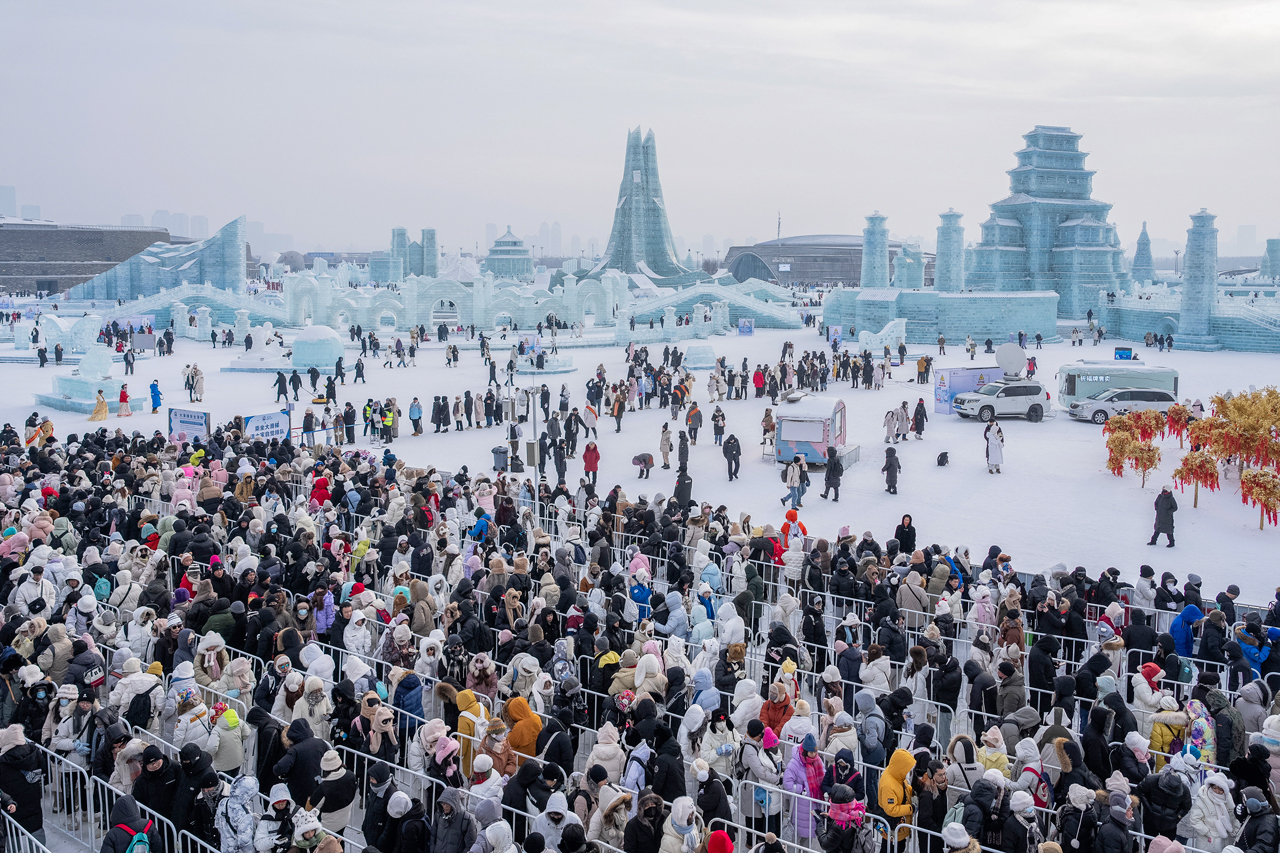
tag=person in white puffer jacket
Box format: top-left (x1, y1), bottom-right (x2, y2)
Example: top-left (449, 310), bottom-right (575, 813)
top-left (119, 606), bottom-right (158, 663)
top-left (108, 569), bottom-right (144, 620)
top-left (108, 657), bottom-right (164, 732)
top-left (586, 721), bottom-right (628, 783)
top-left (343, 611), bottom-right (373, 657)
top-left (172, 686), bottom-right (215, 752)
top-left (700, 707), bottom-right (741, 781)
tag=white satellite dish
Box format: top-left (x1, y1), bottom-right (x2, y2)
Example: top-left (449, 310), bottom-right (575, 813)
top-left (995, 342), bottom-right (1026, 378)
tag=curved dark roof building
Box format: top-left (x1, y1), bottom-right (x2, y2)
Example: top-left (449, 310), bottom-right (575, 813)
top-left (725, 234), bottom-right (934, 287)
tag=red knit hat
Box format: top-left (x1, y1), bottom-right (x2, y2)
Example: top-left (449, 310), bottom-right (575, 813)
top-left (707, 830), bottom-right (734, 853)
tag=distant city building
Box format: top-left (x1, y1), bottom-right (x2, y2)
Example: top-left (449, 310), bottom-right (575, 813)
top-left (19, 205), bottom-right (40, 220)
top-left (0, 187), bottom-right (14, 218)
top-left (388, 227), bottom-right (438, 279)
top-left (120, 214), bottom-right (145, 227)
top-left (966, 125), bottom-right (1129, 317)
top-left (724, 234), bottom-right (934, 286)
top-left (190, 215), bottom-right (209, 240)
top-left (483, 227), bottom-right (534, 279)
top-left (0, 216), bottom-right (172, 293)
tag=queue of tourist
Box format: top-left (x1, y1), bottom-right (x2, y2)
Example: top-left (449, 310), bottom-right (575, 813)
top-left (0, 420), bottom-right (1278, 853)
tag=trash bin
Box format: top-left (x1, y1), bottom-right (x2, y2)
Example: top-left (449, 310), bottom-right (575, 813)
top-left (491, 446), bottom-right (508, 472)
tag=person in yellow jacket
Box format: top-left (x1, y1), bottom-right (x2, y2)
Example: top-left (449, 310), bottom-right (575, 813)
top-left (455, 688), bottom-right (489, 776)
top-left (878, 748), bottom-right (916, 845)
top-left (382, 408), bottom-right (394, 444)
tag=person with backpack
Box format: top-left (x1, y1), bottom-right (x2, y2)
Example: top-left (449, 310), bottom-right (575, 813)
top-left (100, 794), bottom-right (161, 853)
top-left (109, 657), bottom-right (164, 733)
top-left (1009, 737), bottom-right (1054, 809)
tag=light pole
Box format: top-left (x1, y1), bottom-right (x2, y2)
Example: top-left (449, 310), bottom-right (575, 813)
top-left (1174, 249), bottom-right (1181, 277)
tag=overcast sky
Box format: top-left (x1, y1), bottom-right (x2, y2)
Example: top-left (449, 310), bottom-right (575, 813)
top-left (3, 0), bottom-right (1278, 257)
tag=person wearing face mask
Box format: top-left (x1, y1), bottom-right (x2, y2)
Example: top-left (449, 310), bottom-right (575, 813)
top-left (361, 762), bottom-right (400, 848)
top-left (256, 785), bottom-right (297, 853)
top-left (625, 789), bottom-right (666, 853)
top-left (49, 684), bottom-right (96, 824)
top-left (1097, 791), bottom-right (1134, 853)
top-left (1002, 790), bottom-right (1044, 853)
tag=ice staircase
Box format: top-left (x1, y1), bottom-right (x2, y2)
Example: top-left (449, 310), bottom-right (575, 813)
top-left (627, 280), bottom-right (802, 327)
top-left (95, 282), bottom-right (293, 326)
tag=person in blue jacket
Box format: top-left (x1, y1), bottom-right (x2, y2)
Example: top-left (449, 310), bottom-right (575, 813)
top-left (149, 380), bottom-right (162, 414)
top-left (468, 508), bottom-right (492, 541)
top-left (1169, 603), bottom-right (1204, 658)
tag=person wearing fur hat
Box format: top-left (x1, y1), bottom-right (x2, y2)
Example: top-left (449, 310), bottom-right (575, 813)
top-left (287, 807), bottom-right (342, 853)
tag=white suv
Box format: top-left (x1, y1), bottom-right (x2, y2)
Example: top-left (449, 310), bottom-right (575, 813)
top-left (953, 379), bottom-right (1050, 422)
top-left (1069, 387), bottom-right (1177, 424)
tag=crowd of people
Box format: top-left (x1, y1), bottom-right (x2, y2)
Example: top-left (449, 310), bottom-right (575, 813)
top-left (2, 332), bottom-right (1280, 853)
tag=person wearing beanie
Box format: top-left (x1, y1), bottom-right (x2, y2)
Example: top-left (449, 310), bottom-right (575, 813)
top-left (783, 731), bottom-right (825, 841)
top-left (1003, 789), bottom-right (1043, 853)
top-left (362, 762), bottom-right (401, 850)
top-left (1098, 790), bottom-right (1134, 853)
top-left (706, 829), bottom-right (733, 853)
top-left (307, 750), bottom-right (357, 834)
top-left (941, 822), bottom-right (975, 853)
top-left (738, 719), bottom-right (781, 836)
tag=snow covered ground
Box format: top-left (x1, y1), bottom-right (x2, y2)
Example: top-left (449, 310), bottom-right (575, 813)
top-left (10, 325), bottom-right (1279, 601)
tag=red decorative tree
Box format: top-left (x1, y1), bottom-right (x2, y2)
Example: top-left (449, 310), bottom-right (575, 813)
top-left (1172, 450), bottom-right (1219, 508)
top-left (1241, 468), bottom-right (1280, 530)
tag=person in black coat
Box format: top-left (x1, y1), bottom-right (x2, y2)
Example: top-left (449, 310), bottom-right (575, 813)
top-left (272, 718), bottom-right (328, 805)
top-left (503, 761), bottom-right (544, 842)
top-left (1227, 640), bottom-right (1255, 692)
top-left (960, 778), bottom-right (1008, 846)
top-left (836, 640), bottom-right (862, 715)
top-left (1200, 610), bottom-right (1229, 669)
top-left (388, 796), bottom-right (430, 853)
top-left (694, 765), bottom-right (734, 840)
top-left (1103, 691), bottom-right (1138, 747)
top-left (534, 711), bottom-right (575, 781)
top-left (1122, 611), bottom-right (1158, 676)
top-left (1027, 634), bottom-right (1060, 715)
top-left (0, 725), bottom-right (44, 839)
top-left (1096, 793), bottom-right (1134, 853)
top-left (132, 745), bottom-right (180, 819)
top-left (928, 654), bottom-right (963, 732)
top-left (306, 750), bottom-right (358, 828)
top-left (624, 789), bottom-right (665, 853)
top-left (877, 616), bottom-right (907, 664)
top-left (963, 659), bottom-right (998, 733)
top-left (100, 796), bottom-right (162, 853)
top-left (1235, 787), bottom-right (1279, 853)
top-left (169, 742), bottom-right (213, 839)
top-left (651, 726), bottom-right (686, 803)
top-left (894, 515), bottom-right (917, 554)
top-left (1081, 705), bottom-right (1113, 782)
top-left (362, 763), bottom-right (399, 852)
top-left (1135, 766), bottom-right (1191, 838)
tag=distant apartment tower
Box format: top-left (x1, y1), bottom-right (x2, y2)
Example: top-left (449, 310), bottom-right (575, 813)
top-left (388, 226), bottom-right (438, 278)
top-left (0, 187), bottom-right (15, 218)
top-left (121, 214), bottom-right (145, 227)
top-left (20, 205), bottom-right (40, 220)
top-left (485, 223), bottom-right (498, 250)
top-left (190, 215), bottom-right (209, 240)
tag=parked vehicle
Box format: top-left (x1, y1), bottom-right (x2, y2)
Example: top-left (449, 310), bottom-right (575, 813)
top-left (1068, 387), bottom-right (1178, 424)
top-left (953, 379), bottom-right (1050, 422)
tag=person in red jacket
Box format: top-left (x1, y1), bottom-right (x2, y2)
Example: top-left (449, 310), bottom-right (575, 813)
top-left (582, 441), bottom-right (600, 486)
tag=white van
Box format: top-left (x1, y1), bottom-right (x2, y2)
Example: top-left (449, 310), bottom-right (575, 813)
top-left (1068, 387), bottom-right (1178, 424)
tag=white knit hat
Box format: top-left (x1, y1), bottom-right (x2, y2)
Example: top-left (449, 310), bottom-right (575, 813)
top-left (942, 823), bottom-right (970, 851)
